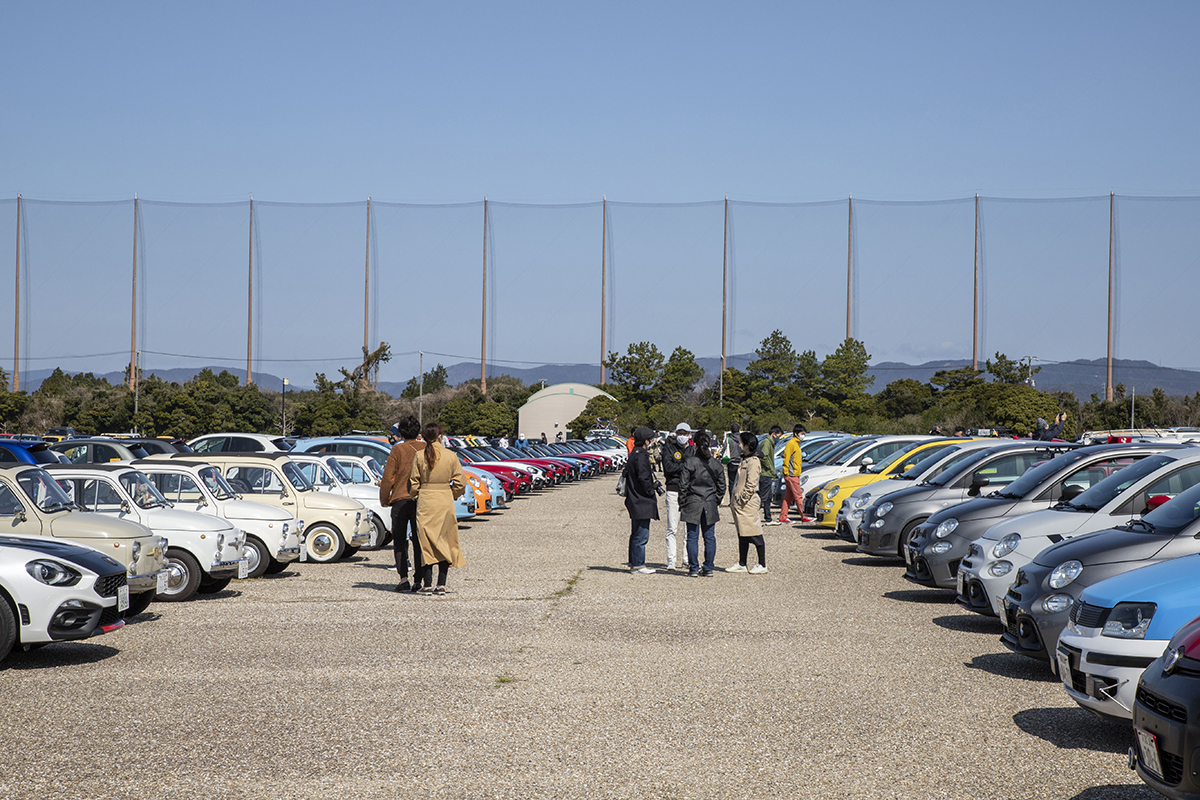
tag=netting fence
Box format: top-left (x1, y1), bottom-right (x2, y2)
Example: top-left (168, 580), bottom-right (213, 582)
top-left (4, 194), bottom-right (1197, 395)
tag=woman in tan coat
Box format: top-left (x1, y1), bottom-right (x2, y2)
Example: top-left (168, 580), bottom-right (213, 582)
top-left (727, 431), bottom-right (767, 574)
top-left (408, 422), bottom-right (467, 595)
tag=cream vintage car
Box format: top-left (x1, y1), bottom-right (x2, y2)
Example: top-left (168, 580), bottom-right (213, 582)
top-left (0, 464), bottom-right (167, 617)
top-left (134, 459), bottom-right (304, 578)
top-left (156, 453), bottom-right (371, 563)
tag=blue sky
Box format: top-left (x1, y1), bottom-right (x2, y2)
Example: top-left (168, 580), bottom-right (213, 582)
top-left (1, 1), bottom-right (1199, 385)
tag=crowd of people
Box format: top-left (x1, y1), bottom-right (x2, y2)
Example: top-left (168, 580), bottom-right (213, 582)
top-left (621, 422), bottom-right (811, 576)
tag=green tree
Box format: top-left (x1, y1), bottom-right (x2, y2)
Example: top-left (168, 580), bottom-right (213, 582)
top-left (658, 347), bottom-right (703, 402)
top-left (746, 331), bottom-right (800, 414)
top-left (439, 396), bottom-right (479, 434)
top-left (603, 342), bottom-right (665, 405)
top-left (474, 401), bottom-right (516, 437)
top-left (821, 338), bottom-right (874, 415)
top-left (567, 395), bottom-right (621, 439)
top-left (986, 352), bottom-right (1040, 385)
top-left (401, 363), bottom-right (448, 399)
top-left (930, 366), bottom-right (984, 394)
top-left (875, 378), bottom-right (933, 418)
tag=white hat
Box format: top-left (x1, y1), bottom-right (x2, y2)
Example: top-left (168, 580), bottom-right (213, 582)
top-left (674, 422), bottom-right (695, 433)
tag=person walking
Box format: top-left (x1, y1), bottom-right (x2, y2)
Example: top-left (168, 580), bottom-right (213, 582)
top-left (758, 425), bottom-right (783, 525)
top-left (779, 424), bottom-right (807, 525)
top-left (408, 421), bottom-right (468, 595)
top-left (379, 415), bottom-right (425, 592)
top-left (623, 426), bottom-right (659, 574)
top-left (660, 422), bottom-right (695, 569)
top-left (727, 431), bottom-right (767, 574)
top-left (720, 423), bottom-right (742, 504)
top-left (679, 431), bottom-right (726, 577)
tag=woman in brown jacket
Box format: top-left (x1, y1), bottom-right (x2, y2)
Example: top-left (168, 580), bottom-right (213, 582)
top-left (727, 431), bottom-right (767, 574)
top-left (408, 422), bottom-right (468, 595)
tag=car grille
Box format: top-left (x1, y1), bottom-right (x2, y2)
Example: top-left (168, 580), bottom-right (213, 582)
top-left (1136, 685), bottom-right (1188, 723)
top-left (1069, 601), bottom-right (1109, 629)
top-left (94, 572), bottom-right (128, 598)
top-left (98, 606), bottom-right (123, 628)
top-left (1161, 750), bottom-right (1185, 786)
top-left (948, 559), bottom-right (961, 577)
top-left (1060, 644), bottom-right (1086, 694)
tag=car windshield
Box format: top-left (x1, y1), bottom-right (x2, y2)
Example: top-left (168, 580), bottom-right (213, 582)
top-left (807, 439), bottom-right (853, 463)
top-left (833, 440), bottom-right (879, 466)
top-left (1138, 481), bottom-right (1200, 533)
top-left (198, 466), bottom-right (237, 500)
top-left (868, 442), bottom-right (927, 474)
top-left (282, 462), bottom-right (312, 491)
top-left (322, 458), bottom-right (352, 484)
top-left (896, 444), bottom-right (957, 479)
top-left (925, 448), bottom-right (995, 487)
top-left (994, 451), bottom-right (1089, 499)
top-left (119, 472), bottom-right (170, 509)
top-left (15, 469), bottom-right (75, 513)
top-left (1066, 454), bottom-right (1175, 510)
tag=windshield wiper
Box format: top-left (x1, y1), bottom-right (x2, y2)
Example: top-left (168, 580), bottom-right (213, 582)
top-left (1126, 518), bottom-right (1156, 532)
top-left (992, 491), bottom-right (1022, 500)
top-left (42, 502), bottom-right (72, 513)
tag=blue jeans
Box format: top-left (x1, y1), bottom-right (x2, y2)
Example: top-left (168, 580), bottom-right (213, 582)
top-left (628, 519), bottom-right (651, 567)
top-left (686, 521), bottom-right (716, 572)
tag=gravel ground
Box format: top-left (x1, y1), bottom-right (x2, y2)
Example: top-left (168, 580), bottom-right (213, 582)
top-left (0, 476), bottom-right (1161, 799)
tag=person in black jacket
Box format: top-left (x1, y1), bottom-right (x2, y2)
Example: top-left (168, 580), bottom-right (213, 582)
top-left (624, 426), bottom-right (661, 574)
top-left (679, 431), bottom-right (727, 577)
top-left (660, 422), bottom-right (695, 569)
top-left (1035, 412), bottom-right (1067, 441)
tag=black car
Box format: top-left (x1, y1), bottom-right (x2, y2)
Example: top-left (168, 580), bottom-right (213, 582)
top-left (1001, 479), bottom-right (1200, 669)
top-left (1130, 614), bottom-right (1200, 798)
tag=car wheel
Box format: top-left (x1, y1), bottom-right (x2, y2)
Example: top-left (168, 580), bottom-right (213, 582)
top-left (358, 514), bottom-right (385, 551)
top-left (263, 559), bottom-right (289, 575)
top-left (899, 519), bottom-right (927, 558)
top-left (342, 545), bottom-right (360, 558)
top-left (126, 590), bottom-right (155, 618)
top-left (241, 536), bottom-right (270, 579)
top-left (157, 548), bottom-right (202, 602)
top-left (197, 577), bottom-right (232, 594)
top-left (304, 524), bottom-right (345, 563)
top-left (0, 600), bottom-right (15, 664)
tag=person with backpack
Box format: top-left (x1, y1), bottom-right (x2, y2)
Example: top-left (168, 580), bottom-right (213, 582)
top-left (678, 431), bottom-right (727, 577)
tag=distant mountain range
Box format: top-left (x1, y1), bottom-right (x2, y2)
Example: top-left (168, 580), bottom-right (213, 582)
top-left (15, 356), bottom-right (1199, 399)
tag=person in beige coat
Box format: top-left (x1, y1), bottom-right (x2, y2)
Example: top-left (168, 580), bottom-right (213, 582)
top-left (408, 422), bottom-right (467, 595)
top-left (727, 431), bottom-right (767, 574)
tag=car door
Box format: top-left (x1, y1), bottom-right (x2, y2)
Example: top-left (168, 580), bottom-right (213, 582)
top-left (0, 480), bottom-right (45, 536)
top-left (1032, 456), bottom-right (1144, 510)
top-left (1110, 463), bottom-right (1200, 519)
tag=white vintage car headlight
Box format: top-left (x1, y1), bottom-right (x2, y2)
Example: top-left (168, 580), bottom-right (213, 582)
top-left (355, 512), bottom-right (362, 526)
top-left (934, 519), bottom-right (958, 539)
top-left (849, 510), bottom-right (863, 520)
top-left (1102, 602), bottom-right (1156, 639)
top-left (26, 559), bottom-right (81, 586)
top-left (991, 533), bottom-right (1021, 559)
top-left (1041, 594), bottom-right (1074, 614)
top-left (1049, 560), bottom-right (1083, 589)
top-left (281, 522), bottom-right (290, 535)
top-left (235, 531), bottom-right (247, 549)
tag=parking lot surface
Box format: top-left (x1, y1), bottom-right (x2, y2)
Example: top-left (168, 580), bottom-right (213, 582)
top-left (1, 477), bottom-right (1158, 799)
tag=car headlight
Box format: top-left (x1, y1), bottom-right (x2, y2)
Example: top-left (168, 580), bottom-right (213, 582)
top-left (854, 495), bottom-right (871, 509)
top-left (929, 541), bottom-right (952, 555)
top-left (850, 510), bottom-right (863, 520)
top-left (877, 501), bottom-right (893, 517)
top-left (824, 501), bottom-right (835, 510)
top-left (799, 475), bottom-right (809, 486)
top-left (1102, 602), bottom-right (1156, 639)
top-left (934, 519), bottom-right (958, 539)
top-left (236, 531), bottom-right (246, 549)
top-left (26, 559), bottom-right (81, 586)
top-left (356, 512), bottom-right (362, 526)
top-left (216, 533), bottom-right (225, 550)
top-left (988, 561), bottom-right (1013, 578)
top-left (131, 541), bottom-right (141, 562)
top-left (1041, 594), bottom-right (1074, 614)
top-left (992, 533), bottom-right (1021, 560)
top-left (827, 486), bottom-right (840, 499)
top-left (1049, 560), bottom-right (1083, 589)
top-left (282, 522), bottom-right (289, 535)
top-left (871, 519), bottom-right (885, 529)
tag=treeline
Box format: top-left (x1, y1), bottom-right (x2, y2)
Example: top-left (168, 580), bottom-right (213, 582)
top-left (4, 333), bottom-right (1200, 439)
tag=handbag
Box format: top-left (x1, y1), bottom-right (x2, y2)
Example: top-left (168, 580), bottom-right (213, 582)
top-left (615, 462), bottom-right (628, 497)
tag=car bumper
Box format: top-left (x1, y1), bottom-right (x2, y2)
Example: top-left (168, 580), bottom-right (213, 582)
top-left (955, 558), bottom-right (1006, 617)
top-left (1057, 633), bottom-right (1164, 722)
top-left (128, 569), bottom-right (169, 594)
top-left (856, 511), bottom-right (904, 556)
top-left (1132, 669), bottom-right (1200, 798)
top-left (1000, 592), bottom-right (1075, 666)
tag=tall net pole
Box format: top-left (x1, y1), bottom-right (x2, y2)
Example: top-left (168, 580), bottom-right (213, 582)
top-left (972, 193), bottom-right (980, 371)
top-left (1106, 191), bottom-right (1115, 401)
top-left (13, 195), bottom-right (20, 392)
top-left (246, 197), bottom-right (254, 386)
top-left (480, 197), bottom-right (488, 394)
top-left (130, 195), bottom-right (139, 391)
top-left (720, 196), bottom-right (728, 407)
top-left (846, 196), bottom-right (853, 341)
top-left (364, 197), bottom-right (371, 361)
top-left (600, 196), bottom-right (607, 385)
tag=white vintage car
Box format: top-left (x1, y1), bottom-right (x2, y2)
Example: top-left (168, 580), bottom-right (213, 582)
top-left (0, 533), bottom-right (130, 662)
top-left (46, 464), bottom-right (246, 603)
top-left (0, 465), bottom-right (167, 617)
top-left (134, 459), bottom-right (304, 578)
top-left (287, 453), bottom-right (389, 550)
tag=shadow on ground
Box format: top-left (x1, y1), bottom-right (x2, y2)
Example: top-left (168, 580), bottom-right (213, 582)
top-left (883, 588), bottom-right (956, 604)
top-left (842, 556), bottom-right (902, 568)
top-left (1068, 785), bottom-right (1158, 800)
top-left (964, 652), bottom-right (1059, 683)
top-left (189, 589), bottom-right (242, 602)
top-left (3, 643), bottom-right (121, 670)
top-left (933, 614), bottom-right (1002, 634)
top-left (822, 544), bottom-right (858, 553)
top-left (1015, 706), bottom-right (1133, 754)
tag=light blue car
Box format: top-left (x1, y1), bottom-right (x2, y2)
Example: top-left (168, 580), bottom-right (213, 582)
top-left (1056, 553), bottom-right (1200, 720)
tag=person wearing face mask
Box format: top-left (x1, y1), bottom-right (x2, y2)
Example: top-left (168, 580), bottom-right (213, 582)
top-left (660, 422), bottom-right (696, 570)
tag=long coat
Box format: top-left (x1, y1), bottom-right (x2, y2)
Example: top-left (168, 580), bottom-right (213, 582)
top-left (623, 446), bottom-right (659, 521)
top-left (679, 454), bottom-right (726, 527)
top-left (408, 443), bottom-right (468, 567)
top-left (731, 455), bottom-right (762, 538)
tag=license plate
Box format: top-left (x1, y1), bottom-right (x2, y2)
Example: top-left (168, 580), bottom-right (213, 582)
top-left (238, 559), bottom-right (249, 579)
top-left (156, 572), bottom-right (168, 594)
top-left (904, 546), bottom-right (914, 565)
top-left (956, 569), bottom-right (965, 596)
top-left (999, 604), bottom-right (1009, 629)
top-left (1135, 726), bottom-right (1164, 780)
top-left (1057, 649), bottom-right (1072, 684)
top-left (369, 529), bottom-right (379, 547)
top-left (117, 585), bottom-right (129, 612)
top-left (299, 545), bottom-right (307, 562)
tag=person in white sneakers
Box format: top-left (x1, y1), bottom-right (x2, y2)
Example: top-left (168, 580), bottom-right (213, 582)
top-left (659, 422), bottom-right (695, 569)
top-left (727, 431), bottom-right (767, 574)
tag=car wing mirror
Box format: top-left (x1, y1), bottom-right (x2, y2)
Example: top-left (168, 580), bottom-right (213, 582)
top-left (120, 500), bottom-right (131, 514)
top-left (968, 474), bottom-right (990, 497)
top-left (14, 506), bottom-right (26, 523)
top-left (1060, 484), bottom-right (1086, 503)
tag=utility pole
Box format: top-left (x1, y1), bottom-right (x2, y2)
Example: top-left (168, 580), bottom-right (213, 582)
top-left (364, 197), bottom-right (371, 384)
top-left (973, 193), bottom-right (979, 372)
top-left (130, 196), bottom-right (139, 391)
top-left (846, 195), bottom-right (853, 341)
top-left (133, 350), bottom-right (141, 433)
top-left (1106, 192), bottom-right (1115, 402)
top-left (600, 196), bottom-right (606, 385)
top-left (13, 194), bottom-right (20, 392)
top-left (720, 195), bottom-right (728, 408)
top-left (282, 377), bottom-right (289, 436)
top-left (418, 351), bottom-right (424, 427)
top-left (480, 197), bottom-right (488, 394)
top-left (247, 196), bottom-right (255, 386)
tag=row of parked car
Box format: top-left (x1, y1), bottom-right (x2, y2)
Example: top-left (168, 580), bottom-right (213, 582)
top-left (0, 430), bottom-right (628, 666)
top-left (786, 429), bottom-right (1200, 799)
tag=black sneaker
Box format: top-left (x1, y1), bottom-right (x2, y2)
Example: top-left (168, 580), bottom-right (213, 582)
top-left (700, 569), bottom-right (714, 577)
top-left (688, 570), bottom-right (700, 578)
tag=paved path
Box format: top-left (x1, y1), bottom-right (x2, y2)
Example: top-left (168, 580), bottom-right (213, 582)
top-left (1, 477), bottom-right (1157, 799)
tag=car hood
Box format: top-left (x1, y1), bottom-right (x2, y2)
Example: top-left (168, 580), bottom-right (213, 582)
top-left (0, 534), bottom-right (124, 574)
top-left (978, 507), bottom-right (1091, 542)
top-left (142, 507), bottom-right (235, 533)
top-left (927, 496), bottom-right (1015, 525)
top-left (51, 511), bottom-right (155, 541)
top-left (303, 492), bottom-right (364, 512)
top-left (1081, 553), bottom-right (1200, 608)
top-left (222, 499), bottom-right (292, 522)
top-left (1033, 527), bottom-right (1174, 567)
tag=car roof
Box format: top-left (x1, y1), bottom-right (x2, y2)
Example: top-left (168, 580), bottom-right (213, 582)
top-left (45, 463), bottom-right (132, 473)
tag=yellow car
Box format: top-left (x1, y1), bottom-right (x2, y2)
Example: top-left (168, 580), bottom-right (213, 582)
top-left (812, 438), bottom-right (970, 528)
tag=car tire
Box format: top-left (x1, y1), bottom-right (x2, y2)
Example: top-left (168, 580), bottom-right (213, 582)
top-left (899, 518), bottom-right (927, 558)
top-left (358, 514), bottom-right (386, 552)
top-left (342, 545), bottom-right (359, 558)
top-left (263, 558), bottom-right (289, 575)
top-left (126, 590), bottom-right (155, 618)
top-left (304, 524), bottom-right (345, 563)
top-left (241, 536), bottom-right (270, 579)
top-left (157, 548), bottom-right (202, 602)
top-left (197, 577), bottom-right (232, 594)
top-left (0, 599), bottom-right (15, 664)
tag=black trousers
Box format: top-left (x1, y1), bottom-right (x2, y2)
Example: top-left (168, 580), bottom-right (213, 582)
top-left (739, 535), bottom-right (766, 567)
top-left (390, 499), bottom-right (422, 579)
top-left (758, 475), bottom-right (775, 522)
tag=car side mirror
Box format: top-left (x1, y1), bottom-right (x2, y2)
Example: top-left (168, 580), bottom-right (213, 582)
top-left (1060, 484), bottom-right (1086, 503)
top-left (14, 507), bottom-right (26, 523)
top-left (280, 486), bottom-right (289, 498)
top-left (120, 500), bottom-right (130, 514)
top-left (968, 474), bottom-right (990, 497)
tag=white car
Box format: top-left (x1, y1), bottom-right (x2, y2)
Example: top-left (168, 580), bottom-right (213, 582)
top-left (134, 459), bottom-right (304, 578)
top-left (287, 454), bottom-right (389, 549)
top-left (0, 534), bottom-right (129, 662)
top-left (958, 448), bottom-right (1200, 616)
top-left (188, 433), bottom-right (292, 454)
top-left (47, 465), bottom-right (247, 603)
top-left (798, 435), bottom-right (931, 496)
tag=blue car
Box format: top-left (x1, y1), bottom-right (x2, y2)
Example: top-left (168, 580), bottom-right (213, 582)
top-left (0, 440), bottom-right (64, 465)
top-left (1056, 553), bottom-right (1200, 721)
